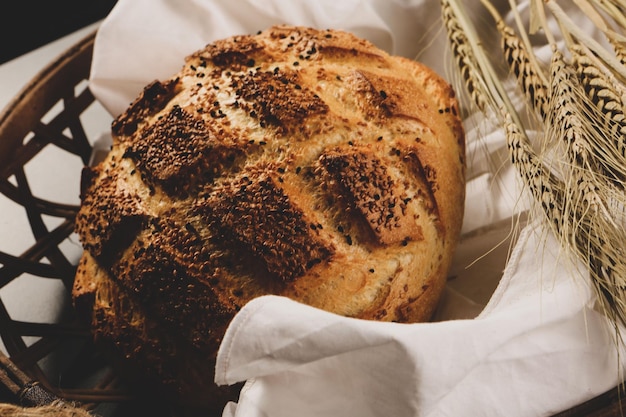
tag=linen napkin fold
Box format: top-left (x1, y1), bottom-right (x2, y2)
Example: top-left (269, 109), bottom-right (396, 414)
top-left (215, 221), bottom-right (623, 417)
top-left (89, 0), bottom-right (446, 118)
top-left (87, 1), bottom-right (626, 415)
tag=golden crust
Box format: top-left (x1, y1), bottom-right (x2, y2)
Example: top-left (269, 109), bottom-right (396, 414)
top-left (73, 25), bottom-right (465, 408)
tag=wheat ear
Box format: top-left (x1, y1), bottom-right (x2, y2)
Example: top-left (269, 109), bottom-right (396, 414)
top-left (570, 44), bottom-right (626, 185)
top-left (440, 0), bottom-right (492, 114)
top-left (526, 1), bottom-right (626, 328)
top-left (480, 0), bottom-right (552, 120)
top-left (498, 20), bottom-right (550, 119)
top-left (441, 0), bottom-right (626, 331)
top-left (440, 0), bottom-right (565, 230)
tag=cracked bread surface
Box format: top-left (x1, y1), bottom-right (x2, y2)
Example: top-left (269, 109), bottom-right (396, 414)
top-left (73, 25), bottom-right (465, 409)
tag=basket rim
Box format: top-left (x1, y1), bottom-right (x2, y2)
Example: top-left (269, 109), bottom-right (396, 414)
top-left (0, 30), bottom-right (96, 129)
top-left (0, 31), bottom-right (97, 175)
top-left (0, 28), bottom-right (131, 412)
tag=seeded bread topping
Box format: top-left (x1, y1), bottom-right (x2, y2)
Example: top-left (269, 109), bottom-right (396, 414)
top-left (73, 25), bottom-right (465, 410)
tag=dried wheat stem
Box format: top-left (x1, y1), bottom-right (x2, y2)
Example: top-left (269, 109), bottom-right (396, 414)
top-left (546, 0), bottom-right (626, 82)
top-left (546, 50), bottom-right (626, 328)
top-left (575, 0), bottom-right (612, 32)
top-left (441, 0), bottom-right (524, 126)
top-left (442, 0), bottom-right (562, 213)
top-left (442, 0), bottom-right (565, 233)
top-left (575, 0), bottom-right (626, 70)
top-left (590, 0), bottom-right (626, 33)
top-left (441, 0), bottom-right (626, 329)
top-left (0, 401), bottom-right (93, 417)
top-left (529, 0), bottom-right (558, 45)
top-left (443, 0), bottom-right (626, 335)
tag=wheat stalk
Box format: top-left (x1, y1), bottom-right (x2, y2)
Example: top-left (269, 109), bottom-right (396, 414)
top-left (545, 50), bottom-right (626, 317)
top-left (579, 0), bottom-right (626, 68)
top-left (440, 0), bottom-right (626, 332)
top-left (439, 0), bottom-right (565, 232)
top-left (546, 0), bottom-right (626, 82)
top-left (545, 0), bottom-right (626, 333)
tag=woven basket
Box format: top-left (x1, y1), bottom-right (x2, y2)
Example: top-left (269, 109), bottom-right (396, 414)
top-left (0, 30), bottom-right (624, 417)
top-left (0, 32), bottom-right (182, 417)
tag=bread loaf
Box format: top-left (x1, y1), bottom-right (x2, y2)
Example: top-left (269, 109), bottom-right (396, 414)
top-left (73, 25), bottom-right (465, 409)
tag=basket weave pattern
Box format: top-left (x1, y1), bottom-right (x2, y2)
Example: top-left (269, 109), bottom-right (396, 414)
top-left (0, 32), bottom-right (130, 411)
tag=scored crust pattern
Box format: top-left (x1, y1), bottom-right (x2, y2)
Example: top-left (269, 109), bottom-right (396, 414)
top-left (73, 25), bottom-right (465, 408)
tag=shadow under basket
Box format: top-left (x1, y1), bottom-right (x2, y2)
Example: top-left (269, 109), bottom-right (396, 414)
top-left (0, 31), bottom-right (624, 417)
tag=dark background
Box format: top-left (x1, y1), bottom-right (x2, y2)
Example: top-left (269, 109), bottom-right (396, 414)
top-left (1, 0), bottom-right (118, 64)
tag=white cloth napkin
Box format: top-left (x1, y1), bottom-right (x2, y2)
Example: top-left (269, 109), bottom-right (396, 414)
top-left (88, 1), bottom-right (626, 415)
top-left (90, 0), bottom-right (446, 118)
top-left (217, 221), bottom-right (621, 417)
